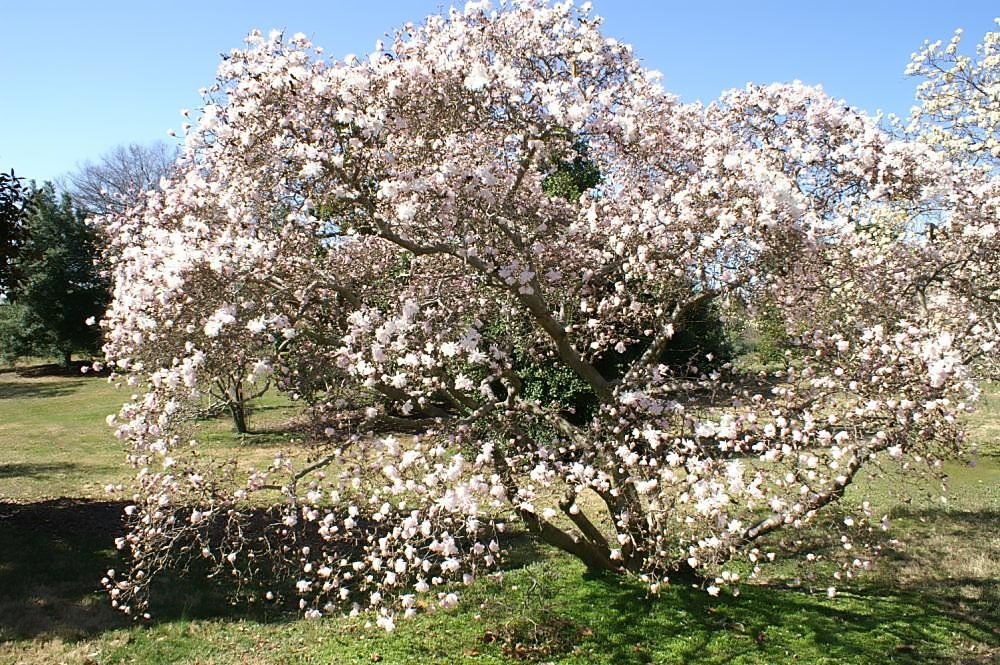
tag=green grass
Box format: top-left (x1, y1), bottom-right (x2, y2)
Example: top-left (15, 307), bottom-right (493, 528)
top-left (0, 369), bottom-right (997, 664)
top-left (0, 368), bottom-right (128, 500)
top-left (0, 538), bottom-right (993, 664)
top-left (0, 367), bottom-right (299, 501)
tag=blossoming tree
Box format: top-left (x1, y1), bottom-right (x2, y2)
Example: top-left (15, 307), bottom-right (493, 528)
top-left (906, 18), bottom-right (1000, 169)
top-left (900, 18), bottom-right (1000, 382)
top-left (99, 1), bottom-right (999, 626)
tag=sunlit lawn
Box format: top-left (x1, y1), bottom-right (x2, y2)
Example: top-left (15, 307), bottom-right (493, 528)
top-left (0, 366), bottom-right (298, 502)
top-left (0, 365), bottom-right (996, 664)
top-left (0, 368), bottom-right (127, 501)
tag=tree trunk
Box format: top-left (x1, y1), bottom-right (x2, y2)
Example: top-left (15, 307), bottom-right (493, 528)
top-left (229, 399), bottom-right (248, 434)
top-left (228, 381), bottom-right (249, 434)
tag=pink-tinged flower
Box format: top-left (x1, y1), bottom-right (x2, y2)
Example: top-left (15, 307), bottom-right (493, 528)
top-left (463, 63), bottom-right (489, 91)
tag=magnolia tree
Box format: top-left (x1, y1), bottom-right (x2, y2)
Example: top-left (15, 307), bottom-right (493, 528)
top-left (98, 1), bottom-right (999, 626)
top-left (906, 18), bottom-right (1000, 169)
top-left (905, 18), bottom-right (1000, 381)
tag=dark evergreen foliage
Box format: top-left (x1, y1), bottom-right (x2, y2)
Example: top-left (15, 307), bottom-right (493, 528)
top-left (0, 184), bottom-right (108, 365)
top-left (0, 168), bottom-right (31, 296)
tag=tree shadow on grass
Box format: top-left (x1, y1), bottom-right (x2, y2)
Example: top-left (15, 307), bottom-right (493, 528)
top-left (568, 572), bottom-right (992, 664)
top-left (0, 379), bottom-right (86, 400)
top-left (234, 428), bottom-right (304, 447)
top-left (462, 505), bottom-right (998, 662)
top-left (865, 507), bottom-right (1000, 646)
top-left (0, 499), bottom-right (295, 644)
top-left (0, 462), bottom-right (84, 480)
top-left (775, 507), bottom-right (999, 644)
top-left (470, 506), bottom-right (999, 664)
top-left (6, 362), bottom-right (106, 378)
top-left (0, 499), bottom-right (130, 642)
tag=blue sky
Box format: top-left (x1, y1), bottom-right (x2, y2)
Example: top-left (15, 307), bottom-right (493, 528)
top-left (2, 1), bottom-right (998, 184)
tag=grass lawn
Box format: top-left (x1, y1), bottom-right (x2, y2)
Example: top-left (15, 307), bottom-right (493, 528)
top-left (0, 367), bottom-right (997, 664)
top-left (0, 367), bottom-right (128, 501)
top-left (0, 366), bottom-right (299, 502)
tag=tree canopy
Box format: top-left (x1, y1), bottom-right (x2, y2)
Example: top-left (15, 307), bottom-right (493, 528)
top-left (97, 2), bottom-right (1000, 626)
top-left (66, 141), bottom-right (178, 217)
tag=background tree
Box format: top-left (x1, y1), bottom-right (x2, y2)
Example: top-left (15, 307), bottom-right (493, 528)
top-left (99, 4), bottom-right (999, 625)
top-left (0, 184), bottom-right (108, 366)
top-left (0, 168), bottom-right (31, 297)
top-left (66, 141), bottom-right (178, 216)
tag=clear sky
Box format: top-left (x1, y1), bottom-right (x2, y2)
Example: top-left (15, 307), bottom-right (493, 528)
top-left (2, 1), bottom-right (998, 184)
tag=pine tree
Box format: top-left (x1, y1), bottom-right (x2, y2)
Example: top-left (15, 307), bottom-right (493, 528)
top-left (0, 184), bottom-right (108, 366)
top-left (0, 168), bottom-right (31, 297)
